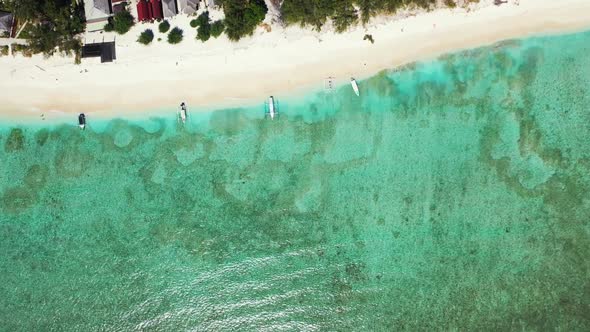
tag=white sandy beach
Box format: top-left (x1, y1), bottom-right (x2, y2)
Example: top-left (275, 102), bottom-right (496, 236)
top-left (1, 0), bottom-right (590, 122)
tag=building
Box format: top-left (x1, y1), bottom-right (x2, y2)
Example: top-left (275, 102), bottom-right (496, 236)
top-left (150, 0), bottom-right (164, 20)
top-left (81, 41), bottom-right (116, 63)
top-left (136, 0), bottom-right (164, 22)
top-left (161, 0), bottom-right (178, 18)
top-left (111, 0), bottom-right (128, 14)
top-left (204, 0), bottom-right (217, 9)
top-left (136, 0), bottom-right (150, 21)
top-left (177, 0), bottom-right (198, 15)
top-left (0, 11), bottom-right (14, 37)
top-left (84, 0), bottom-right (112, 32)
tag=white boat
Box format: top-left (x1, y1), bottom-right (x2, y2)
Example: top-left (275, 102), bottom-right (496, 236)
top-left (78, 113), bottom-right (86, 130)
top-left (179, 102), bottom-right (187, 123)
top-left (351, 78), bottom-right (360, 96)
top-left (267, 96), bottom-right (277, 120)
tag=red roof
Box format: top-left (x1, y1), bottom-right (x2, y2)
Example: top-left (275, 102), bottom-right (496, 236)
top-left (149, 0), bottom-right (163, 20)
top-left (136, 0), bottom-right (149, 21)
top-left (136, 0), bottom-right (163, 22)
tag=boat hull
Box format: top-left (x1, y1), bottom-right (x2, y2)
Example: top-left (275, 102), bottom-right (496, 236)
top-left (78, 114), bottom-right (86, 129)
top-left (179, 103), bottom-right (187, 123)
top-left (351, 79), bottom-right (360, 96)
top-left (268, 96), bottom-right (275, 119)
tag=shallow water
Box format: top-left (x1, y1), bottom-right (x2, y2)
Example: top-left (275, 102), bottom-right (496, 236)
top-left (1, 30), bottom-right (590, 331)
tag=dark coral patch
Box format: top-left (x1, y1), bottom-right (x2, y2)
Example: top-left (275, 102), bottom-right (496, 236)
top-left (5, 128), bottom-right (25, 152)
top-left (1, 186), bottom-right (34, 213)
top-left (53, 150), bottom-right (92, 178)
top-left (24, 165), bottom-right (49, 190)
top-left (35, 129), bottom-right (49, 147)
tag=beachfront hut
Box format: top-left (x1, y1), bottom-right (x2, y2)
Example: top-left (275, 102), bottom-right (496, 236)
top-left (81, 41), bottom-right (116, 63)
top-left (149, 0), bottom-right (164, 20)
top-left (136, 0), bottom-right (163, 21)
top-left (178, 0), bottom-right (198, 15)
top-left (0, 11), bottom-right (14, 37)
top-left (84, 0), bottom-right (112, 32)
top-left (111, 0), bottom-right (127, 14)
top-left (162, 0), bottom-right (178, 18)
top-left (136, 0), bottom-right (150, 21)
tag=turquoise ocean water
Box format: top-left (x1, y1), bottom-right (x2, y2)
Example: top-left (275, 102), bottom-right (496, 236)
top-left (1, 30), bottom-right (590, 331)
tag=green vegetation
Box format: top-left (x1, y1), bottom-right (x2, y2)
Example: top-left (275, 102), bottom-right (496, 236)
top-left (167, 27), bottom-right (183, 44)
top-left (0, 0), bottom-right (461, 56)
top-left (159, 20), bottom-right (170, 33)
top-left (12, 43), bottom-right (33, 57)
top-left (210, 20), bottom-right (225, 38)
top-left (197, 23), bottom-right (210, 42)
top-left (104, 22), bottom-right (114, 32)
top-left (218, 0), bottom-right (267, 41)
top-left (110, 9), bottom-right (135, 35)
top-left (0, 0), bottom-right (85, 56)
top-left (281, 0), bottom-right (437, 30)
top-left (0, 45), bottom-right (8, 56)
top-left (363, 33), bottom-right (374, 44)
top-left (196, 11), bottom-right (210, 27)
top-left (195, 11), bottom-right (211, 42)
top-left (16, 23), bottom-right (34, 39)
top-left (444, 0), bottom-right (457, 8)
top-left (138, 29), bottom-right (154, 45)
top-left (332, 3), bottom-right (357, 32)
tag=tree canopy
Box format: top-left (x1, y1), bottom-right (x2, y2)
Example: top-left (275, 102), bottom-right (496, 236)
top-left (197, 23), bottom-right (210, 42)
top-left (111, 9), bottom-right (135, 34)
top-left (2, 0), bottom-right (86, 56)
top-left (281, 0), bottom-right (437, 31)
top-left (138, 29), bottom-right (154, 45)
top-left (210, 20), bottom-right (225, 38)
top-left (217, 0), bottom-right (267, 41)
top-left (195, 11), bottom-right (211, 42)
top-left (196, 11), bottom-right (210, 27)
top-left (159, 20), bottom-right (170, 33)
top-left (167, 27), bottom-right (183, 44)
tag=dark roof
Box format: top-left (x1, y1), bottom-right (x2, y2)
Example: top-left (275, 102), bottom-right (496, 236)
top-left (81, 41), bottom-right (116, 63)
top-left (112, 2), bottom-right (126, 14)
top-left (0, 11), bottom-right (13, 32)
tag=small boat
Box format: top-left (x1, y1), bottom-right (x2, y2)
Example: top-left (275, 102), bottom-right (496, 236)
top-left (78, 113), bottom-right (86, 130)
top-left (266, 96), bottom-right (277, 120)
top-left (351, 78), bottom-right (360, 97)
top-left (179, 102), bottom-right (187, 123)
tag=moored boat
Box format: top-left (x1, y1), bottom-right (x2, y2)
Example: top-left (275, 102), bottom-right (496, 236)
top-left (78, 113), bottom-right (86, 130)
top-left (179, 102), bottom-right (187, 123)
top-left (351, 78), bottom-right (360, 96)
top-left (267, 96), bottom-right (277, 120)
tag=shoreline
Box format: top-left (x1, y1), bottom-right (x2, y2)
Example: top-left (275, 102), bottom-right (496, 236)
top-left (1, 0), bottom-right (590, 123)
